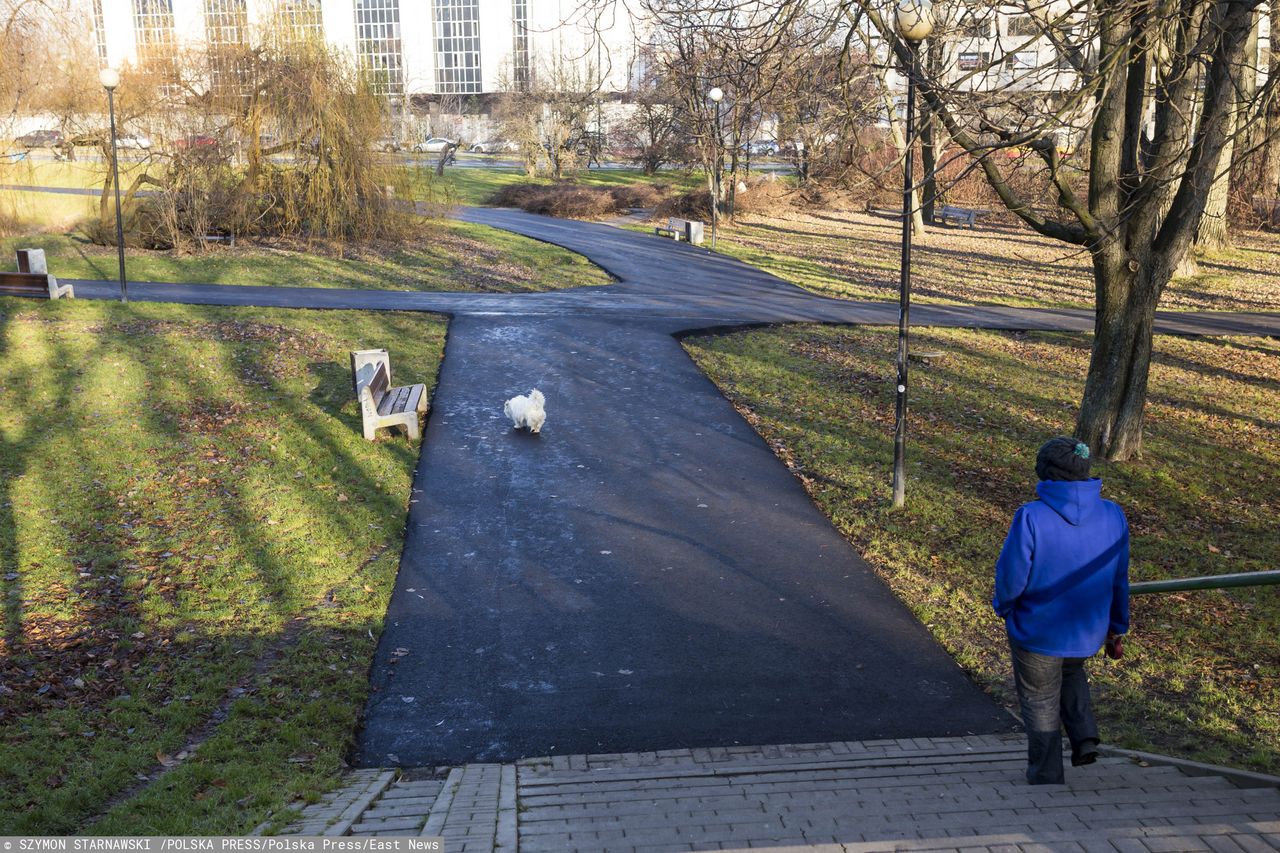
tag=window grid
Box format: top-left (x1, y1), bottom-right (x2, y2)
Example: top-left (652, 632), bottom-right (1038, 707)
top-left (433, 0), bottom-right (481, 94)
top-left (958, 16), bottom-right (992, 39)
top-left (205, 0), bottom-right (247, 46)
top-left (355, 0), bottom-right (404, 96)
top-left (133, 0), bottom-right (176, 66)
top-left (511, 0), bottom-right (529, 90)
top-left (1006, 15), bottom-right (1041, 38)
top-left (92, 0), bottom-right (108, 65)
top-left (277, 0), bottom-right (324, 41)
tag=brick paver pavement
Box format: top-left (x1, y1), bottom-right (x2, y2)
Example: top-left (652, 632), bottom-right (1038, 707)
top-left (263, 734), bottom-right (1280, 852)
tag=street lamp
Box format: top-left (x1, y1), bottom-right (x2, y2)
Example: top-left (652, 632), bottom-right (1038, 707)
top-left (100, 66), bottom-right (128, 304)
top-left (708, 86), bottom-right (724, 249)
top-left (891, 0), bottom-right (933, 508)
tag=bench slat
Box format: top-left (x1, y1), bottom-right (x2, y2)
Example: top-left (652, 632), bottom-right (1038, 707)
top-left (0, 272), bottom-right (51, 290)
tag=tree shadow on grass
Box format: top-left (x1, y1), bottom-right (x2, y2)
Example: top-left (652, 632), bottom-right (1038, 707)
top-left (0, 302), bottom-right (441, 833)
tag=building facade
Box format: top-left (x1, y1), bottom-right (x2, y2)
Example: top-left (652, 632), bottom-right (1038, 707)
top-left (88, 0), bottom-right (642, 97)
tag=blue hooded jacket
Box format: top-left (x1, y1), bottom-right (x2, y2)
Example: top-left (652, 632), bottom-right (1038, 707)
top-left (993, 478), bottom-right (1130, 658)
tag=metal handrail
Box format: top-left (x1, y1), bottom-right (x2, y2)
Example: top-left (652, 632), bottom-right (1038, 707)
top-left (1130, 570), bottom-right (1280, 595)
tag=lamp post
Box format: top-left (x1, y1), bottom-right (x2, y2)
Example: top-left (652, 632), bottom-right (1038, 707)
top-left (100, 67), bottom-right (128, 304)
top-left (708, 86), bottom-right (724, 249)
top-left (891, 0), bottom-right (933, 508)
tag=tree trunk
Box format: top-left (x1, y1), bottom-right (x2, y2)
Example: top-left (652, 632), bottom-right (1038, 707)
top-left (921, 113), bottom-right (937, 225)
top-left (1195, 130), bottom-right (1233, 252)
top-left (1075, 251), bottom-right (1167, 461)
top-left (1261, 0), bottom-right (1280, 196)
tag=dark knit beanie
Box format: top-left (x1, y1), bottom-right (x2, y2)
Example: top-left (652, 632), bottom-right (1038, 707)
top-left (1035, 436), bottom-right (1092, 482)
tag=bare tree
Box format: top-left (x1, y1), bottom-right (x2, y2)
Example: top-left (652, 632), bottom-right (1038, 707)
top-left (494, 54), bottom-right (598, 180)
top-left (849, 0), bottom-right (1266, 460)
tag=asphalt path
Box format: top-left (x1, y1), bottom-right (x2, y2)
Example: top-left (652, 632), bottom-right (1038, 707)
top-left (29, 207), bottom-right (1280, 765)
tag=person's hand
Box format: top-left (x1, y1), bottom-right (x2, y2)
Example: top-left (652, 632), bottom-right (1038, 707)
top-left (1105, 632), bottom-right (1124, 660)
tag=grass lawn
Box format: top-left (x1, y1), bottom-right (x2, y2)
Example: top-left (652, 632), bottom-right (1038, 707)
top-left (685, 325), bottom-right (1280, 774)
top-left (0, 220), bottom-right (608, 292)
top-left (708, 207), bottom-right (1280, 312)
top-left (414, 163), bottom-right (699, 207)
top-left (0, 296), bottom-right (448, 833)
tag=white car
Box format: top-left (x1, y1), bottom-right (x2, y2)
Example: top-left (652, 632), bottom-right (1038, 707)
top-left (412, 137), bottom-right (457, 153)
top-left (117, 134), bottom-right (152, 150)
top-left (470, 139), bottom-right (518, 154)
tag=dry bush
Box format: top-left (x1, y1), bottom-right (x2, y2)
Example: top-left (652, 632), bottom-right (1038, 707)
top-left (0, 206), bottom-right (25, 237)
top-left (609, 183), bottom-right (670, 209)
top-left (656, 176), bottom-right (795, 222)
top-left (489, 182), bottom-right (674, 219)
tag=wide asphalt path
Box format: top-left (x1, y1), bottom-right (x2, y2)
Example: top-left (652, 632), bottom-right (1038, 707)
top-left (50, 207), bottom-right (1280, 765)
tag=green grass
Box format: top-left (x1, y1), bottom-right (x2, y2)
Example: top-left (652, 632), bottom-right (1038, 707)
top-left (0, 297), bottom-right (448, 833)
top-left (0, 220), bottom-right (608, 292)
top-left (416, 164), bottom-right (699, 207)
top-left (685, 324), bottom-right (1280, 774)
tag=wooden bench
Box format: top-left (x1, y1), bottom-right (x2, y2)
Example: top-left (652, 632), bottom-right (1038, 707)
top-left (350, 349), bottom-right (427, 441)
top-left (0, 249), bottom-right (73, 299)
top-left (654, 217), bottom-right (705, 245)
top-left (938, 205), bottom-right (990, 229)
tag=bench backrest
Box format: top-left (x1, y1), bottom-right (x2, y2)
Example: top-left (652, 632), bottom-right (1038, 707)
top-left (358, 361), bottom-right (390, 422)
top-left (366, 362), bottom-right (389, 403)
top-left (0, 271), bottom-right (51, 290)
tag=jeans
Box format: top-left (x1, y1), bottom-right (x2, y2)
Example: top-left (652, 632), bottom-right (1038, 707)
top-left (1010, 641), bottom-right (1100, 784)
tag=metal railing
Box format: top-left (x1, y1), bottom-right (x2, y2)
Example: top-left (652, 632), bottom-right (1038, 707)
top-left (1130, 569), bottom-right (1280, 595)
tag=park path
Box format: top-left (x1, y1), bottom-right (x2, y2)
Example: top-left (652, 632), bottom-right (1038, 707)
top-left (54, 208), bottom-right (1280, 768)
top-left (58, 208), bottom-right (1280, 845)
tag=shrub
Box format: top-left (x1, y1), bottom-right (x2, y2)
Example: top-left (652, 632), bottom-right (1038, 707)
top-left (488, 182), bottom-right (673, 219)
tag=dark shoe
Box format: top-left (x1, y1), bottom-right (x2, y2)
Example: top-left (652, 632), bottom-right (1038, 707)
top-left (1072, 739), bottom-right (1100, 766)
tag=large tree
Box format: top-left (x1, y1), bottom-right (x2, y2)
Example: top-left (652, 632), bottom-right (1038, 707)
top-left (849, 0), bottom-right (1265, 459)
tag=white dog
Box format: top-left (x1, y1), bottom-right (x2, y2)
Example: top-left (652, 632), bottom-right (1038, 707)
top-left (503, 389), bottom-right (546, 433)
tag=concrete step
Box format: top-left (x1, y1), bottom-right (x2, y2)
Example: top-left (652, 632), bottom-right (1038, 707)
top-left (265, 735), bottom-right (1280, 851)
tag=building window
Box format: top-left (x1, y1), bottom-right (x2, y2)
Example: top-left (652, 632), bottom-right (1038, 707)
top-left (205, 0), bottom-right (246, 46)
top-left (133, 0), bottom-right (176, 66)
top-left (92, 0), bottom-right (108, 64)
top-left (433, 0), bottom-right (481, 94)
top-left (1006, 15), bottom-right (1042, 38)
top-left (958, 16), bottom-right (992, 39)
top-left (276, 0), bottom-right (324, 41)
top-left (511, 0), bottom-right (529, 90)
top-left (1006, 50), bottom-right (1039, 70)
top-left (355, 0), bottom-right (404, 96)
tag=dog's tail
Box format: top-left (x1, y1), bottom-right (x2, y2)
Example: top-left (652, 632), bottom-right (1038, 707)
top-left (528, 389), bottom-right (545, 406)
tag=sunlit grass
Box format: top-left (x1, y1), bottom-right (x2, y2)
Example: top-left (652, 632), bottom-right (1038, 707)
top-left (686, 324), bottom-right (1280, 775)
top-left (0, 220), bottom-right (607, 292)
top-left (0, 297), bottom-right (448, 833)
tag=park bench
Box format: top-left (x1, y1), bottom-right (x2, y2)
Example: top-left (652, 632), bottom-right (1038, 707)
top-left (1252, 196), bottom-right (1280, 226)
top-left (654, 217), bottom-right (705, 245)
top-left (938, 205), bottom-right (990, 229)
top-left (0, 249), bottom-right (73, 299)
top-left (350, 349), bottom-right (427, 441)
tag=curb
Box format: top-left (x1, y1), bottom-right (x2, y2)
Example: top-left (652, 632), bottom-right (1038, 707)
top-left (1099, 745), bottom-right (1280, 789)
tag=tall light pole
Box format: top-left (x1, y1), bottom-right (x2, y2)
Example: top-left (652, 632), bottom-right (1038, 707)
top-left (707, 87), bottom-right (724, 249)
top-left (891, 0), bottom-right (933, 508)
top-left (99, 67), bottom-right (128, 303)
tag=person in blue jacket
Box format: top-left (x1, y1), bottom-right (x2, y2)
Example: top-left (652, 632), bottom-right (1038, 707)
top-left (993, 436), bottom-right (1130, 784)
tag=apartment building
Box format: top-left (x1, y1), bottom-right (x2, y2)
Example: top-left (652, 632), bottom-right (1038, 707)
top-left (88, 0), bottom-right (642, 97)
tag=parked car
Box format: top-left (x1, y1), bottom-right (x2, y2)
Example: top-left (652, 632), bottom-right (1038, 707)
top-left (15, 129), bottom-right (64, 149)
top-left (117, 134), bottom-right (152, 150)
top-left (374, 137), bottom-right (402, 153)
top-left (742, 139), bottom-right (779, 156)
top-left (469, 139), bottom-right (518, 154)
top-left (176, 134), bottom-right (219, 150)
top-left (412, 137), bottom-right (457, 153)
